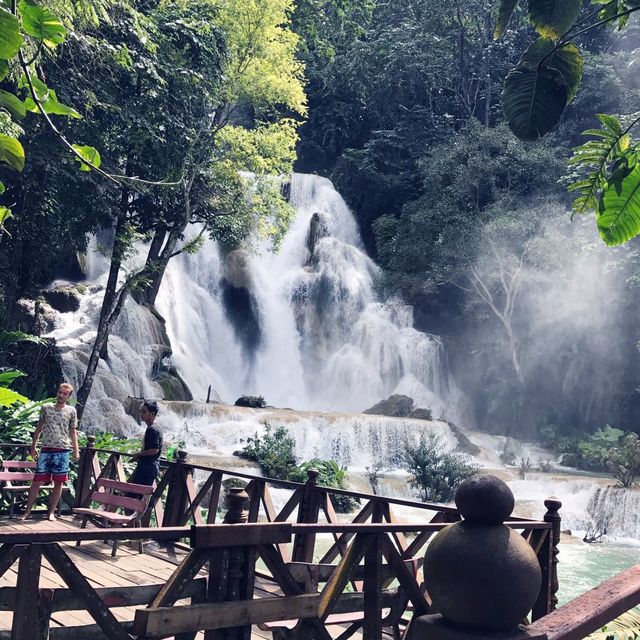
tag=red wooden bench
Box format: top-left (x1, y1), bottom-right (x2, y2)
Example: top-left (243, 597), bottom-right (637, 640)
top-left (72, 478), bottom-right (154, 557)
top-left (0, 460), bottom-right (69, 517)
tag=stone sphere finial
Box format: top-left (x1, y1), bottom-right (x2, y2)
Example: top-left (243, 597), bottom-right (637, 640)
top-left (455, 474), bottom-right (515, 525)
top-left (423, 474), bottom-right (541, 632)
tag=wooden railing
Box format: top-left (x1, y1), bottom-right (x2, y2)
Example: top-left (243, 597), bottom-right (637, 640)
top-left (1, 441), bottom-right (640, 640)
top-left (0, 517), bottom-right (560, 640)
top-left (0, 440), bottom-right (562, 621)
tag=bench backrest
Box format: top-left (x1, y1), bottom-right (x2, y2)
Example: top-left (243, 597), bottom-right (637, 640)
top-left (0, 471), bottom-right (35, 486)
top-left (91, 478), bottom-right (154, 514)
top-left (2, 460), bottom-right (36, 470)
top-left (0, 461), bottom-right (37, 487)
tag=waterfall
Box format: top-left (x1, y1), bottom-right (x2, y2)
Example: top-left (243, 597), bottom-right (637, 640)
top-left (585, 485), bottom-right (640, 541)
top-left (49, 173), bottom-right (461, 431)
top-left (156, 173), bottom-right (463, 416)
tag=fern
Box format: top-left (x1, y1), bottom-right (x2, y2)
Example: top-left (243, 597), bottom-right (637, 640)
top-left (567, 113), bottom-right (637, 216)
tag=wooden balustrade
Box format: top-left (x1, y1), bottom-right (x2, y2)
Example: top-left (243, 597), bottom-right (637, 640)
top-left (0, 441), bottom-right (562, 632)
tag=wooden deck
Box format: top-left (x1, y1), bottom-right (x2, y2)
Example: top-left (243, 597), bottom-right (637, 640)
top-left (0, 515), bottom-right (376, 639)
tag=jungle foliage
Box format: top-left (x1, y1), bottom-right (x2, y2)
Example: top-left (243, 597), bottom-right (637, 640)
top-left (2, 0), bottom-right (640, 442)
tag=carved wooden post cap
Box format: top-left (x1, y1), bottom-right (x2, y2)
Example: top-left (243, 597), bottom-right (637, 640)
top-left (176, 449), bottom-right (188, 463)
top-left (224, 487), bottom-right (249, 524)
top-left (86, 435), bottom-right (96, 448)
top-left (544, 497), bottom-right (562, 513)
top-left (306, 468), bottom-right (319, 484)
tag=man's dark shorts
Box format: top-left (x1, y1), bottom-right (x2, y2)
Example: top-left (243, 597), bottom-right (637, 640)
top-left (34, 448), bottom-right (70, 482)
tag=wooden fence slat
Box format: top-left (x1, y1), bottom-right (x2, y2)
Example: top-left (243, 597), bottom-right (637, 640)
top-left (381, 535), bottom-right (430, 616)
top-left (257, 544), bottom-right (333, 640)
top-left (184, 473), bottom-right (204, 525)
top-left (383, 503), bottom-right (408, 553)
top-left (149, 549), bottom-right (209, 608)
top-left (318, 533), bottom-right (374, 620)
top-left (191, 523), bottom-right (292, 548)
top-left (0, 545), bottom-right (22, 579)
top-left (319, 500), bottom-right (374, 565)
top-left (133, 593), bottom-right (322, 637)
top-left (0, 579), bottom-right (207, 612)
top-left (43, 543), bottom-right (129, 640)
top-left (206, 473), bottom-right (222, 524)
top-left (274, 487), bottom-right (302, 522)
top-left (114, 456), bottom-right (126, 483)
top-left (180, 473), bottom-right (218, 525)
top-left (247, 480), bottom-right (262, 523)
top-left (11, 543), bottom-right (42, 640)
top-left (37, 588), bottom-right (53, 640)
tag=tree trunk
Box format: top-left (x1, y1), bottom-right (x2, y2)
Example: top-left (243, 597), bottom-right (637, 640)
top-left (138, 182), bottom-right (192, 306)
top-left (75, 171), bottom-right (132, 421)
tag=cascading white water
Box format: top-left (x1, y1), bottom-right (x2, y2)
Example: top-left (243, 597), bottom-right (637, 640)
top-left (156, 173), bottom-right (463, 416)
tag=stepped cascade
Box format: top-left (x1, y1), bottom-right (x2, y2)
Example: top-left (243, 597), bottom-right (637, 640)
top-left (50, 173), bottom-right (463, 430)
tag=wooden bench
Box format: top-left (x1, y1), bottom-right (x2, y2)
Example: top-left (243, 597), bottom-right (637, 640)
top-left (0, 460), bottom-right (69, 517)
top-left (72, 478), bottom-right (154, 557)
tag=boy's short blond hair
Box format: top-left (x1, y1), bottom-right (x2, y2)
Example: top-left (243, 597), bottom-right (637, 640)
top-left (59, 382), bottom-right (74, 396)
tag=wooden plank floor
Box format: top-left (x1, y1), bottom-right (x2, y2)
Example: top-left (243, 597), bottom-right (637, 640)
top-left (0, 516), bottom-right (376, 639)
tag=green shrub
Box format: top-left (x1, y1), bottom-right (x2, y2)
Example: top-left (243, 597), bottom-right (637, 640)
top-left (235, 424), bottom-right (359, 512)
top-left (404, 433), bottom-right (478, 503)
top-left (235, 423), bottom-right (299, 480)
top-left (298, 459), bottom-right (360, 513)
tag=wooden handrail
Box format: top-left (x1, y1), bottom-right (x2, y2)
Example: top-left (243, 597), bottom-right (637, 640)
top-left (530, 564), bottom-right (640, 640)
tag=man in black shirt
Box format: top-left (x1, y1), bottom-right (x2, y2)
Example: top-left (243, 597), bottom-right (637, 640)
top-left (130, 400), bottom-right (163, 486)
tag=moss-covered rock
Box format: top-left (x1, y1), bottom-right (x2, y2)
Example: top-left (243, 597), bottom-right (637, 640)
top-left (235, 395), bottom-right (266, 408)
top-left (42, 287), bottom-right (82, 313)
top-left (409, 407), bottom-right (433, 420)
top-left (155, 367), bottom-right (193, 401)
top-left (363, 394), bottom-right (414, 417)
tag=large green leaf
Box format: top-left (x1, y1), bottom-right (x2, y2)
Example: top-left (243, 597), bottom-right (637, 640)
top-left (597, 161), bottom-right (640, 245)
top-left (24, 88), bottom-right (81, 118)
top-left (517, 38), bottom-right (583, 103)
top-left (527, 0), bottom-right (582, 39)
top-left (494, 0), bottom-right (520, 38)
top-left (0, 60), bottom-right (8, 82)
top-left (18, 0), bottom-right (66, 47)
top-left (0, 387), bottom-right (27, 406)
top-left (72, 144), bottom-right (101, 171)
top-left (502, 66), bottom-right (568, 140)
top-left (0, 133), bottom-right (25, 171)
top-left (0, 8), bottom-right (22, 59)
top-left (0, 88), bottom-right (25, 119)
top-left (0, 369), bottom-right (25, 386)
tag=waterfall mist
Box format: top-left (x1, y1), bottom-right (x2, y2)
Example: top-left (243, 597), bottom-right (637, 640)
top-left (453, 202), bottom-right (640, 437)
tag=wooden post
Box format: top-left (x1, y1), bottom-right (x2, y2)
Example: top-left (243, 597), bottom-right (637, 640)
top-left (223, 488), bottom-right (249, 525)
top-left (206, 385), bottom-right (212, 403)
top-left (12, 544), bottom-right (43, 640)
top-left (163, 450), bottom-right (191, 527)
top-left (74, 435), bottom-right (97, 508)
top-left (293, 468), bottom-right (320, 563)
top-left (203, 489), bottom-right (253, 640)
top-left (363, 534), bottom-right (383, 640)
top-left (532, 497), bottom-right (562, 621)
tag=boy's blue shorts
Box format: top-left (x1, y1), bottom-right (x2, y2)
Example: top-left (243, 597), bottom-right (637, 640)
top-left (34, 449), bottom-right (70, 482)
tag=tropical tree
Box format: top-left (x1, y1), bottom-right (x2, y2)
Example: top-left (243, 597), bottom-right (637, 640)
top-left (496, 0), bottom-right (640, 246)
top-left (73, 0), bottom-right (306, 419)
top-left (403, 433), bottom-right (478, 503)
